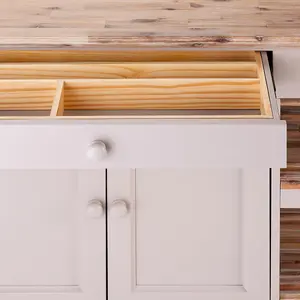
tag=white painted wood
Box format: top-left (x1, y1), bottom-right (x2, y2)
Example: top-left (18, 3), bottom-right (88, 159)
top-left (86, 199), bottom-right (105, 218)
top-left (273, 50), bottom-right (300, 98)
top-left (271, 169), bottom-right (280, 300)
top-left (0, 170), bottom-right (106, 300)
top-left (281, 189), bottom-right (300, 208)
top-left (107, 169), bottom-right (270, 300)
top-left (0, 119), bottom-right (286, 169)
top-left (86, 140), bottom-right (108, 162)
top-left (109, 199), bottom-right (129, 218)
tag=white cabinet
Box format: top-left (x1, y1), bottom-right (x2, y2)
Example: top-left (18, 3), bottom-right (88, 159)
top-left (0, 168), bottom-right (274, 300)
top-left (107, 169), bottom-right (270, 300)
top-left (0, 170), bottom-right (106, 300)
top-left (0, 51), bottom-right (285, 300)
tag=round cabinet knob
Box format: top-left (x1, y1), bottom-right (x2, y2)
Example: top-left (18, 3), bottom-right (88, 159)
top-left (109, 200), bottom-right (129, 218)
top-left (87, 199), bottom-right (105, 218)
top-left (86, 140), bottom-right (108, 162)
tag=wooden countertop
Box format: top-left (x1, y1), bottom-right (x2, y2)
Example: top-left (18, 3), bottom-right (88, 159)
top-left (1, 0), bottom-right (300, 49)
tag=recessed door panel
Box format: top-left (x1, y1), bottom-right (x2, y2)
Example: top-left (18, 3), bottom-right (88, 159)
top-left (108, 169), bottom-right (270, 300)
top-left (0, 170), bottom-right (106, 300)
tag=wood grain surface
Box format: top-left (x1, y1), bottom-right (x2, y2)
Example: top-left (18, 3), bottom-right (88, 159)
top-left (281, 209), bottom-right (300, 299)
top-left (0, 78), bottom-right (262, 111)
top-left (0, 62), bottom-right (258, 79)
top-left (0, 0), bottom-right (299, 48)
top-left (50, 80), bottom-right (64, 116)
top-left (280, 100), bottom-right (300, 298)
top-left (0, 51), bottom-right (271, 119)
top-left (281, 99), bottom-right (300, 189)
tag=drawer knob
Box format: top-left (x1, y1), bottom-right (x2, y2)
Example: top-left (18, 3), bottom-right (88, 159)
top-left (87, 140), bottom-right (108, 161)
top-left (87, 199), bottom-right (105, 218)
top-left (109, 200), bottom-right (129, 217)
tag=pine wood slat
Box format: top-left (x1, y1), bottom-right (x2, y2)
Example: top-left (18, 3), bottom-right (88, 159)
top-left (0, 78), bottom-right (262, 112)
top-left (0, 80), bottom-right (56, 110)
top-left (0, 62), bottom-right (258, 80)
top-left (50, 80), bottom-right (64, 117)
top-left (63, 78), bottom-right (261, 110)
top-left (0, 50), bottom-right (257, 63)
top-left (255, 52), bottom-right (272, 117)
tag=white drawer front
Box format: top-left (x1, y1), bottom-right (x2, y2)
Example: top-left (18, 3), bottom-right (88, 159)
top-left (0, 120), bottom-right (286, 169)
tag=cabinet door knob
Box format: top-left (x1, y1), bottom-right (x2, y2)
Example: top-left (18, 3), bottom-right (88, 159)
top-left (109, 200), bottom-right (129, 217)
top-left (87, 199), bottom-right (105, 218)
top-left (86, 140), bottom-right (108, 161)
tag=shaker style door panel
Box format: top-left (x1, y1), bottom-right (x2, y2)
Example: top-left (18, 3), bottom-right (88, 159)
top-left (0, 170), bottom-right (106, 300)
top-left (107, 169), bottom-right (270, 300)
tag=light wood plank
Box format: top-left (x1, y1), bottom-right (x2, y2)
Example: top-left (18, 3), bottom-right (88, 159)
top-left (0, 80), bottom-right (56, 110)
top-left (0, 78), bottom-right (261, 111)
top-left (50, 80), bottom-right (64, 117)
top-left (255, 52), bottom-right (272, 118)
top-left (0, 51), bottom-right (256, 63)
top-left (63, 78), bottom-right (261, 110)
top-left (0, 0), bottom-right (299, 48)
top-left (0, 62), bottom-right (258, 79)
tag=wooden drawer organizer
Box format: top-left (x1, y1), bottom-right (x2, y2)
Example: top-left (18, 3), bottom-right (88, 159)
top-left (0, 50), bottom-right (271, 119)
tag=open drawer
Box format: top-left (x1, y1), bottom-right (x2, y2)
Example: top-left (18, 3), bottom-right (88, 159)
top-left (0, 50), bottom-right (286, 169)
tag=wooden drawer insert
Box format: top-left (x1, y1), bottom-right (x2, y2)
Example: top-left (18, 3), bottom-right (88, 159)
top-left (0, 50), bottom-right (272, 119)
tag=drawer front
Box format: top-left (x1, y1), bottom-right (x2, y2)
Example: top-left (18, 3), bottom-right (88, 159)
top-left (0, 120), bottom-right (286, 169)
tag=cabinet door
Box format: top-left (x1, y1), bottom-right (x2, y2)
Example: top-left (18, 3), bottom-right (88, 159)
top-left (0, 170), bottom-right (106, 300)
top-left (107, 169), bottom-right (270, 300)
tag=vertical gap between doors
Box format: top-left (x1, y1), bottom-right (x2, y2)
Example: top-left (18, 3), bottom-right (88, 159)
top-left (269, 168), bottom-right (272, 300)
top-left (105, 169), bottom-right (108, 300)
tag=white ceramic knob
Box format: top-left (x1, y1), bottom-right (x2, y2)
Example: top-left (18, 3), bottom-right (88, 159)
top-left (87, 140), bottom-right (108, 161)
top-left (109, 200), bottom-right (129, 217)
top-left (87, 199), bottom-right (104, 218)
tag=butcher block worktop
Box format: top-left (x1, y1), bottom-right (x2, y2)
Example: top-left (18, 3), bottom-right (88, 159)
top-left (1, 0), bottom-right (300, 49)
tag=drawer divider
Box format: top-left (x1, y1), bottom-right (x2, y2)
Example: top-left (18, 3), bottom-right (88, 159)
top-left (50, 80), bottom-right (64, 117)
top-left (255, 52), bottom-right (273, 118)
